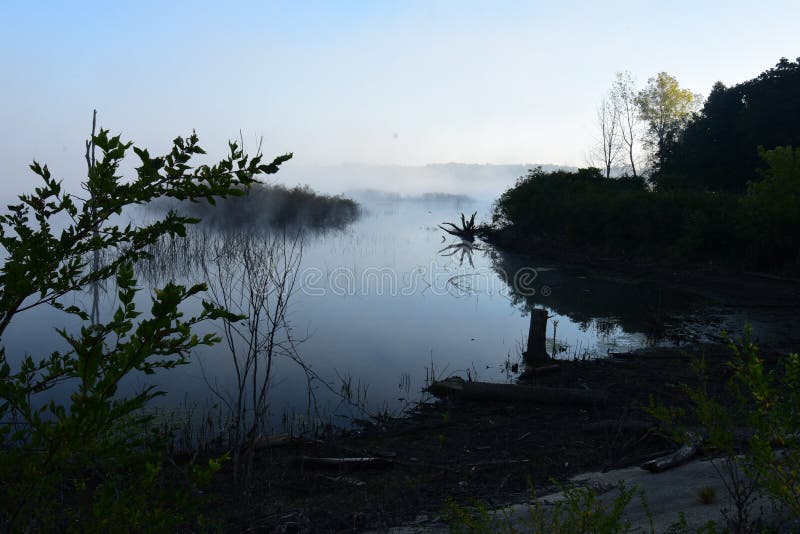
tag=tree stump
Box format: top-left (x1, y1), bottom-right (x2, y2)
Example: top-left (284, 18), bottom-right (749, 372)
top-left (524, 308), bottom-right (550, 364)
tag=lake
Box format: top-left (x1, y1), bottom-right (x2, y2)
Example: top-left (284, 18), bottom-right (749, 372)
top-left (2, 192), bottom-right (771, 434)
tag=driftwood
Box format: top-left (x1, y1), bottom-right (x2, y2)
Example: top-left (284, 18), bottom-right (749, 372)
top-left (722, 302), bottom-right (800, 309)
top-left (295, 456), bottom-right (390, 469)
top-left (322, 475), bottom-right (366, 487)
top-left (582, 419), bottom-right (654, 435)
top-left (743, 271), bottom-right (800, 284)
top-left (466, 458), bottom-right (530, 469)
top-left (609, 347), bottom-right (729, 360)
top-left (297, 454), bottom-right (461, 474)
top-left (428, 376), bottom-right (606, 406)
top-left (439, 212), bottom-right (478, 241)
top-left (640, 432), bottom-right (701, 473)
top-left (520, 363), bottom-right (561, 379)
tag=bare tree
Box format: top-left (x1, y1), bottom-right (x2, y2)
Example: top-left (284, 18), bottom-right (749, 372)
top-left (592, 98), bottom-right (623, 178)
top-left (199, 228), bottom-right (304, 486)
top-left (611, 72), bottom-right (642, 177)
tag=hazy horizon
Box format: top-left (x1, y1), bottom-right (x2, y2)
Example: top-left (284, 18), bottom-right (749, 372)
top-left (2, 1), bottom-right (797, 200)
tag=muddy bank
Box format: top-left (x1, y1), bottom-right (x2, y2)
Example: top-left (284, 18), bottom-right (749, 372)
top-left (207, 345), bottom-right (752, 532)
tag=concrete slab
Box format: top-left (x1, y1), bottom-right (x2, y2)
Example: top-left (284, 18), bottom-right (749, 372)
top-left (370, 458), bottom-right (796, 533)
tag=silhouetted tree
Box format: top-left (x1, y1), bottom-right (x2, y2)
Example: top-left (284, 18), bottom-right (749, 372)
top-left (663, 57), bottom-right (800, 192)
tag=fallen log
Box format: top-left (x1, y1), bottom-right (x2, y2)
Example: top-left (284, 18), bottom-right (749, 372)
top-left (428, 376), bottom-right (606, 406)
top-left (520, 363), bottom-right (561, 379)
top-left (439, 211), bottom-right (478, 241)
top-left (582, 420), bottom-right (654, 435)
top-left (743, 271), bottom-right (800, 284)
top-left (294, 456), bottom-right (391, 469)
top-left (721, 302), bottom-right (800, 309)
top-left (640, 432), bottom-right (701, 473)
top-left (467, 458), bottom-right (530, 469)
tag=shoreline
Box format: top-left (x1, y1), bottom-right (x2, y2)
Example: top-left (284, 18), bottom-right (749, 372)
top-left (207, 342), bottom-right (759, 531)
top-left (201, 232), bottom-right (799, 531)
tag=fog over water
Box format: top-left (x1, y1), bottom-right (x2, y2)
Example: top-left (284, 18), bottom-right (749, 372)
top-left (4, 164), bottom-right (741, 430)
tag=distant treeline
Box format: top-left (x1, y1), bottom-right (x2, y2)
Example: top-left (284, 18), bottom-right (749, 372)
top-left (349, 189), bottom-right (473, 203)
top-left (156, 182), bottom-right (360, 230)
top-left (491, 58), bottom-right (800, 274)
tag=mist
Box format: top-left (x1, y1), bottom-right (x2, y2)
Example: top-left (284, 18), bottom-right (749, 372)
top-left (275, 162), bottom-right (575, 203)
top-left (153, 182), bottom-right (360, 231)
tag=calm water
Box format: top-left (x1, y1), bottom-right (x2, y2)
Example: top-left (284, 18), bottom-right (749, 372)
top-left (3, 194), bottom-right (752, 430)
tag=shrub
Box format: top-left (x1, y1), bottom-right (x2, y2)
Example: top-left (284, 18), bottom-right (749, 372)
top-left (650, 327), bottom-right (800, 528)
top-left (0, 124), bottom-right (290, 529)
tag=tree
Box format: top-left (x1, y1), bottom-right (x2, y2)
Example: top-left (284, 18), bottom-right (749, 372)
top-left (611, 71), bottom-right (642, 178)
top-left (591, 98), bottom-right (622, 179)
top-left (662, 57), bottom-right (800, 192)
top-left (635, 72), bottom-right (701, 174)
top-left (0, 119), bottom-right (292, 529)
top-left (199, 228), bottom-right (304, 487)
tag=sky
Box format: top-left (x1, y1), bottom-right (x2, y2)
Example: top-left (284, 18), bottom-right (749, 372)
top-left (1, 0), bottom-right (798, 197)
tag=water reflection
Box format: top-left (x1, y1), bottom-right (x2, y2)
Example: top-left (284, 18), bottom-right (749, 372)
top-left (488, 247), bottom-right (697, 349)
top-left (438, 239), bottom-right (482, 268)
top-left (3, 195), bottom-right (717, 431)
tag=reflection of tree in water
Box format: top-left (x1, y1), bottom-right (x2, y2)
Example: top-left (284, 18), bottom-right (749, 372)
top-left (438, 239), bottom-right (483, 268)
top-left (489, 248), bottom-right (693, 341)
top-left (580, 317), bottom-right (623, 342)
top-left (150, 182), bottom-right (360, 231)
top-left (438, 239), bottom-right (491, 296)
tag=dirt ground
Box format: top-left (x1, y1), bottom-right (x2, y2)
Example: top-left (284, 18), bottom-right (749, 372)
top-left (207, 346), bottom-right (750, 532)
top-left (205, 257), bottom-right (799, 532)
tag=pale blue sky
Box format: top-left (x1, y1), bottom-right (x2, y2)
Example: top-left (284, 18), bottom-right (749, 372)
top-left (1, 1), bottom-right (797, 194)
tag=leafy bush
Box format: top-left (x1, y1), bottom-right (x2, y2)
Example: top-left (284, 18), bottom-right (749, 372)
top-left (661, 57), bottom-right (800, 192)
top-left (650, 327), bottom-right (800, 527)
top-left (491, 152), bottom-right (799, 273)
top-left (491, 166), bottom-right (743, 263)
top-left (0, 125), bottom-right (290, 529)
top-left (741, 146), bottom-right (800, 269)
top-left (445, 482), bottom-right (642, 534)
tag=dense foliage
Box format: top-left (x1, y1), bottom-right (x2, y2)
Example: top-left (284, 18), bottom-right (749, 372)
top-left (0, 127), bottom-right (290, 529)
top-left (659, 57), bottom-right (800, 192)
top-left (636, 72), bottom-right (701, 174)
top-left (492, 167), bottom-right (738, 261)
top-left (492, 149), bottom-right (799, 272)
top-left (650, 328), bottom-right (800, 528)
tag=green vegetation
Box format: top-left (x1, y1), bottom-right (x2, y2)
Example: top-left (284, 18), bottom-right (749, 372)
top-left (650, 328), bottom-right (800, 530)
top-left (445, 328), bottom-right (800, 532)
top-left (696, 486), bottom-right (717, 506)
top-left (492, 166), bottom-right (740, 263)
top-left (491, 143), bottom-right (799, 272)
top-left (0, 126), bottom-right (290, 529)
top-left (635, 72), bottom-right (702, 173)
top-left (661, 58), bottom-right (800, 192)
top-left (445, 482), bottom-right (643, 534)
top-left (565, 57), bottom-right (800, 272)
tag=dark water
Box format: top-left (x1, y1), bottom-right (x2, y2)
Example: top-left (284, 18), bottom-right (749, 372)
top-left (3, 195), bottom-right (772, 431)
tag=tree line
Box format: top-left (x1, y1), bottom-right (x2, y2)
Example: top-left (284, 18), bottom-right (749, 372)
top-left (591, 57), bottom-right (800, 192)
top-left (494, 57), bottom-right (800, 274)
